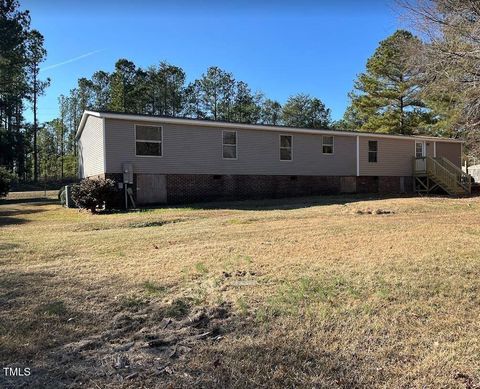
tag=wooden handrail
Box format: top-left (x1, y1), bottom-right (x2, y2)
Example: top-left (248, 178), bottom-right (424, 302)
top-left (414, 156), bottom-right (471, 194)
top-left (434, 157), bottom-right (472, 193)
top-left (413, 156), bottom-right (471, 195)
top-left (436, 157), bottom-right (463, 174)
top-left (427, 157), bottom-right (458, 193)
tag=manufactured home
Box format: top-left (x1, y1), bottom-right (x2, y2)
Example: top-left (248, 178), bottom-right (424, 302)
top-left (76, 111), bottom-right (470, 205)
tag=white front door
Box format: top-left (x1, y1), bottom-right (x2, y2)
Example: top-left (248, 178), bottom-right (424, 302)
top-left (415, 141), bottom-right (426, 172)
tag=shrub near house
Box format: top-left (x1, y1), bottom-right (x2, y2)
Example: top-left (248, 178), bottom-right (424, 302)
top-left (71, 178), bottom-right (120, 213)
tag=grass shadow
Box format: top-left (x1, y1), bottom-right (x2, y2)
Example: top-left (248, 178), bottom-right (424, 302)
top-left (0, 198), bottom-right (57, 206)
top-left (0, 208), bottom-right (49, 226)
top-left (0, 243), bottom-right (19, 252)
top-left (140, 194), bottom-right (416, 212)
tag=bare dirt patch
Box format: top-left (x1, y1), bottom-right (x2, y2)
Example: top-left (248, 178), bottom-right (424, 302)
top-left (51, 301), bottom-right (233, 388)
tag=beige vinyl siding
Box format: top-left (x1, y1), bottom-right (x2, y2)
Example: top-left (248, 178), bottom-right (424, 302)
top-left (98, 117), bottom-right (462, 178)
top-left (426, 141), bottom-right (434, 157)
top-left (104, 119), bottom-right (356, 176)
top-left (424, 140), bottom-right (461, 167)
top-left (359, 137), bottom-right (414, 176)
top-left (78, 115), bottom-right (105, 178)
top-left (436, 141), bottom-right (462, 167)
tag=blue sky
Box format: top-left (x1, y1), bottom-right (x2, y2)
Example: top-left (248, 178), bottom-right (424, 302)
top-left (22, 0), bottom-right (402, 123)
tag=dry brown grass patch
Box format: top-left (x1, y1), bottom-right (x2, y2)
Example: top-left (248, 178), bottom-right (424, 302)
top-left (0, 194), bottom-right (479, 387)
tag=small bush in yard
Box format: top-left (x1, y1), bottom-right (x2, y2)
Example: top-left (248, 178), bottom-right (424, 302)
top-left (0, 166), bottom-right (14, 197)
top-left (71, 178), bottom-right (119, 213)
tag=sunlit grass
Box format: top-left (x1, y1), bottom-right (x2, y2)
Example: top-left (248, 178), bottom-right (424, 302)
top-left (1, 193), bottom-right (480, 387)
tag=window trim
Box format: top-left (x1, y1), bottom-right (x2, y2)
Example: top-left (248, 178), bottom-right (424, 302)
top-left (135, 124), bottom-right (163, 158)
top-left (279, 134), bottom-right (293, 161)
top-left (322, 135), bottom-right (334, 155)
top-left (368, 140), bottom-right (378, 163)
top-left (415, 140), bottom-right (425, 159)
top-left (222, 130), bottom-right (238, 160)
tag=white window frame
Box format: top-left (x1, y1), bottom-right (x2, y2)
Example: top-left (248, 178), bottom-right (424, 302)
top-left (415, 141), bottom-right (425, 158)
top-left (368, 140), bottom-right (378, 163)
top-left (279, 134), bottom-right (293, 161)
top-left (135, 124), bottom-right (163, 158)
top-left (222, 130), bottom-right (238, 160)
top-left (322, 135), bottom-right (334, 155)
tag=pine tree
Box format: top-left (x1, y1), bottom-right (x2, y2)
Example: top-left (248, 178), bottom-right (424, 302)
top-left (197, 67), bottom-right (236, 120)
top-left (91, 71), bottom-right (111, 111)
top-left (26, 30), bottom-right (50, 182)
top-left (231, 81), bottom-right (261, 123)
top-left (260, 99), bottom-right (282, 125)
top-left (282, 94), bottom-right (331, 129)
top-left (158, 62), bottom-right (185, 116)
top-left (345, 30), bottom-right (433, 135)
top-left (0, 0), bottom-right (31, 177)
top-left (183, 80), bottom-right (205, 119)
top-left (109, 59), bottom-right (137, 112)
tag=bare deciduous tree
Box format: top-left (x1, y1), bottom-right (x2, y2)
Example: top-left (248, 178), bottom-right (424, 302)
top-left (399, 0), bottom-right (480, 156)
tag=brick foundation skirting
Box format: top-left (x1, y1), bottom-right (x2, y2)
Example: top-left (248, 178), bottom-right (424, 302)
top-left (164, 174), bottom-right (413, 204)
top-left (88, 173), bottom-right (413, 205)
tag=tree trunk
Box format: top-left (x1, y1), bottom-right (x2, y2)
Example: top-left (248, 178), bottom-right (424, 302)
top-left (122, 79), bottom-right (126, 112)
top-left (163, 78), bottom-right (168, 116)
top-left (213, 92), bottom-right (217, 120)
top-left (33, 69), bottom-right (38, 182)
top-left (399, 96), bottom-right (404, 134)
top-left (15, 105), bottom-right (25, 179)
top-left (61, 119), bottom-right (64, 179)
top-left (399, 74), bottom-right (405, 134)
top-left (6, 114), bottom-right (13, 172)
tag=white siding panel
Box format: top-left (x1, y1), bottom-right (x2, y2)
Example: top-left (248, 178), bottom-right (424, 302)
top-left (78, 116), bottom-right (105, 178)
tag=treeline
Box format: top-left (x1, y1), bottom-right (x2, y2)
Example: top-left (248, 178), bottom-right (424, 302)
top-left (50, 60), bottom-right (332, 178)
top-left (61, 60), bottom-right (332, 127)
top-left (0, 0), bottom-right (49, 182)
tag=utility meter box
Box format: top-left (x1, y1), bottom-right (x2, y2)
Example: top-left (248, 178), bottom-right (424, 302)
top-left (64, 184), bottom-right (75, 208)
top-left (122, 162), bottom-right (133, 184)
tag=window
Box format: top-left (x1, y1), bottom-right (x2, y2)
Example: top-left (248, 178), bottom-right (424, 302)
top-left (222, 130), bottom-right (237, 159)
top-left (135, 125), bottom-right (162, 156)
top-left (280, 135), bottom-right (293, 161)
top-left (322, 136), bottom-right (334, 154)
top-left (415, 142), bottom-right (424, 158)
top-left (368, 140), bottom-right (378, 163)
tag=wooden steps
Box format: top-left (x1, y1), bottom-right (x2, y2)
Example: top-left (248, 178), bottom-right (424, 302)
top-left (413, 156), bottom-right (471, 196)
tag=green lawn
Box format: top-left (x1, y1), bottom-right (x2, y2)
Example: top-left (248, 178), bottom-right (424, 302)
top-left (1, 192), bottom-right (479, 388)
